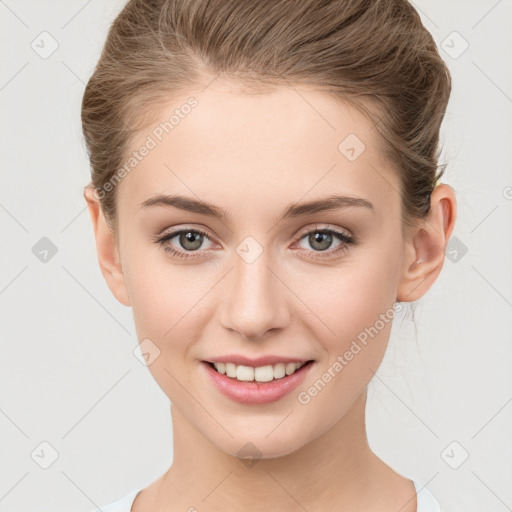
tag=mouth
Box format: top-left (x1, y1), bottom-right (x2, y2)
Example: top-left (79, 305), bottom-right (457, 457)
top-left (201, 358), bottom-right (316, 404)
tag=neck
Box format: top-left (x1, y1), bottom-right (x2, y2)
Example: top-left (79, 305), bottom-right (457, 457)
top-left (146, 389), bottom-right (410, 512)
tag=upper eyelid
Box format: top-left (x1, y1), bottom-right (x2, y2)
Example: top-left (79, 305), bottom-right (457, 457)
top-left (295, 224), bottom-right (352, 238)
top-left (160, 224), bottom-right (352, 248)
top-left (160, 224), bottom-right (350, 237)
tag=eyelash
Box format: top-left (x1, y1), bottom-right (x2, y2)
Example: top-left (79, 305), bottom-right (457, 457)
top-left (154, 225), bottom-right (356, 261)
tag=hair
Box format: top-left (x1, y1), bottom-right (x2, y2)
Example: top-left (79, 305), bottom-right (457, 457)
top-left (81, 0), bottom-right (451, 238)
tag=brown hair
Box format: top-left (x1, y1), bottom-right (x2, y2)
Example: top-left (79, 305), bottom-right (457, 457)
top-left (81, 0), bottom-right (451, 236)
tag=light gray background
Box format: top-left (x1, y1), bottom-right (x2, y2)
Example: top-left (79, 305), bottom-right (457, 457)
top-left (1, 1), bottom-right (511, 511)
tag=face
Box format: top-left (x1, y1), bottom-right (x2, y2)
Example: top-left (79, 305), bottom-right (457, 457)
top-left (110, 80), bottom-right (409, 458)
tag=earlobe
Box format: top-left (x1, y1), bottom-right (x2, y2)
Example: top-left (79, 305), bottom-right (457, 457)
top-left (396, 184), bottom-right (457, 302)
top-left (83, 186), bottom-right (131, 307)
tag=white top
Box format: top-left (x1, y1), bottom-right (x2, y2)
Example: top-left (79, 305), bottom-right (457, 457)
top-left (93, 479), bottom-right (440, 511)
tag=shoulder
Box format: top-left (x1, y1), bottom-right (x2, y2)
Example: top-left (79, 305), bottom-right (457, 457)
top-left (90, 488), bottom-right (142, 512)
top-left (413, 480), bottom-right (441, 512)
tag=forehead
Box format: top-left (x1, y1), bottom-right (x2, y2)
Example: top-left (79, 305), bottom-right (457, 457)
top-left (117, 80), bottom-right (400, 223)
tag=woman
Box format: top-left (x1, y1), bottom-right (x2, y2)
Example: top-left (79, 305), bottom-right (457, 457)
top-left (82, 0), bottom-right (456, 510)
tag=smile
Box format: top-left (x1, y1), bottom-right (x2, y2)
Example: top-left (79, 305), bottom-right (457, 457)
top-left (201, 360), bottom-right (315, 405)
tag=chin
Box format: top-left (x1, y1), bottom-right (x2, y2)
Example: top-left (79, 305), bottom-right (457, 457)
top-left (213, 429), bottom-right (310, 462)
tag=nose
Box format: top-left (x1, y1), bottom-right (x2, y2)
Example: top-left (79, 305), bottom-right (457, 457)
top-left (219, 249), bottom-right (290, 341)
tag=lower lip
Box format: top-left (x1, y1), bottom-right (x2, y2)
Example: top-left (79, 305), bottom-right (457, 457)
top-left (201, 361), bottom-right (314, 405)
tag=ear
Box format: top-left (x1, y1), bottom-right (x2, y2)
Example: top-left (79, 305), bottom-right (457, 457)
top-left (83, 185), bottom-right (131, 307)
top-left (397, 184), bottom-right (457, 302)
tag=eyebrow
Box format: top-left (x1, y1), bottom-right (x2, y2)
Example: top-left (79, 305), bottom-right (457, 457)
top-left (138, 193), bottom-right (374, 222)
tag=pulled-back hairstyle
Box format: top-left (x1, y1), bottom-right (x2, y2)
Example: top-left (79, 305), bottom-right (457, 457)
top-left (81, 0), bottom-right (451, 236)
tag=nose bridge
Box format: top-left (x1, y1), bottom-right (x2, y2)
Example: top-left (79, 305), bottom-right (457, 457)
top-left (220, 240), bottom-right (288, 340)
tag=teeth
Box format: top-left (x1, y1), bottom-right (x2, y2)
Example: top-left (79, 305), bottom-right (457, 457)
top-left (212, 361), bottom-right (307, 382)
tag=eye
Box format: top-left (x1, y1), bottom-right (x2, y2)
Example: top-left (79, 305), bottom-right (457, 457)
top-left (154, 224), bottom-right (356, 261)
top-left (294, 225), bottom-right (355, 259)
top-left (154, 228), bottom-right (214, 260)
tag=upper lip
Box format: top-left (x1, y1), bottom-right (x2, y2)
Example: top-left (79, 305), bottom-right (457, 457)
top-left (204, 355), bottom-right (314, 367)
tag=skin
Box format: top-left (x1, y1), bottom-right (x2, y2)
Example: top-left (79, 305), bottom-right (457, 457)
top-left (84, 78), bottom-right (456, 512)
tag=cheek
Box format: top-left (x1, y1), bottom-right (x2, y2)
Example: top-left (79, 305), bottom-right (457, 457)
top-left (303, 252), bottom-right (399, 337)
top-left (300, 249), bottom-right (400, 377)
top-left (123, 253), bottom-right (210, 394)
top-left (121, 243), bottom-right (199, 341)
top-left (295, 269), bottom-right (397, 420)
